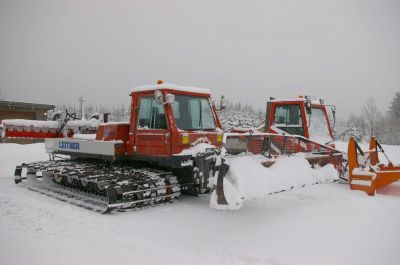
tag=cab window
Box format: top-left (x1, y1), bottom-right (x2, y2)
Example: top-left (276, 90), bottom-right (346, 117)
top-left (138, 96), bottom-right (167, 129)
top-left (273, 104), bottom-right (305, 136)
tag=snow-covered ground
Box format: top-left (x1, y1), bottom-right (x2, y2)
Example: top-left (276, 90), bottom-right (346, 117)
top-left (1, 142), bottom-right (400, 265)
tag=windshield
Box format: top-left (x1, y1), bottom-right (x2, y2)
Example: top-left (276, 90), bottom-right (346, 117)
top-left (171, 95), bottom-right (216, 130)
top-left (306, 107), bottom-right (333, 145)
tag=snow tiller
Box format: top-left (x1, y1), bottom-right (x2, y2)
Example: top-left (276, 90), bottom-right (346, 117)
top-left (14, 81), bottom-right (229, 213)
top-left (347, 136), bottom-right (400, 196)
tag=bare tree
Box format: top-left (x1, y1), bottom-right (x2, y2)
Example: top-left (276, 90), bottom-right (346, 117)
top-left (361, 98), bottom-right (381, 138)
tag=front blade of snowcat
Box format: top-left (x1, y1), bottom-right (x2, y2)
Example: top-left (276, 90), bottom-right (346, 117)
top-left (214, 133), bottom-right (344, 207)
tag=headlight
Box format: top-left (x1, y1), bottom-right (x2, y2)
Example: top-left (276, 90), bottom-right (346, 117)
top-left (181, 134), bottom-right (189, 145)
top-left (217, 134), bottom-right (223, 143)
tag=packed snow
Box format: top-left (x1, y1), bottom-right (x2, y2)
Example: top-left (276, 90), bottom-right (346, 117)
top-left (1, 142), bottom-right (400, 265)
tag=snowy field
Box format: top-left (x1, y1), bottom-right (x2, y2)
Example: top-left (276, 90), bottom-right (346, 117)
top-left (1, 142), bottom-right (400, 265)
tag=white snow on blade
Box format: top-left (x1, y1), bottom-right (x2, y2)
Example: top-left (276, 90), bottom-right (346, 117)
top-left (210, 155), bottom-right (339, 210)
top-left (131, 83), bottom-right (211, 94)
top-left (72, 134), bottom-right (97, 140)
top-left (209, 178), bottom-right (243, 210)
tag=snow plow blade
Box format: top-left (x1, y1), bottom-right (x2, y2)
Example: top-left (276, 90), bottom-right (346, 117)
top-left (14, 160), bottom-right (181, 213)
top-left (348, 137), bottom-right (400, 196)
top-left (213, 133), bottom-right (344, 209)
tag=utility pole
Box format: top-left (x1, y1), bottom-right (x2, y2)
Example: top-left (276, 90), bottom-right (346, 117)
top-left (79, 96), bottom-right (85, 120)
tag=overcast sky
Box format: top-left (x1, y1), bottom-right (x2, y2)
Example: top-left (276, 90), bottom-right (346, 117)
top-left (0, 0), bottom-right (399, 118)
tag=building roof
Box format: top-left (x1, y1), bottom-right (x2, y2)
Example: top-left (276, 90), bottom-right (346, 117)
top-left (0, 100), bottom-right (55, 111)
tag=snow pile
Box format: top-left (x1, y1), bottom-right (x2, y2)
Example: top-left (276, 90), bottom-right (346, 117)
top-left (210, 154), bottom-right (339, 210)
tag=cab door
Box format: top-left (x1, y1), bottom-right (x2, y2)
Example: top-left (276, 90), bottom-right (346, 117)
top-left (270, 103), bottom-right (306, 137)
top-left (134, 94), bottom-right (171, 157)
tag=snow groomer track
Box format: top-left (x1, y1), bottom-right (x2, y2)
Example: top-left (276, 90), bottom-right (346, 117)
top-left (14, 160), bottom-right (181, 213)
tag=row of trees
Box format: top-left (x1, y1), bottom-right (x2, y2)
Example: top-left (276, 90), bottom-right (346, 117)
top-left (218, 101), bottom-right (265, 130)
top-left (229, 101), bottom-right (265, 115)
top-left (336, 91), bottom-right (400, 144)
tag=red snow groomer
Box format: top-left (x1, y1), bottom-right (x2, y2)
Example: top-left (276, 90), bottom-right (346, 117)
top-left (224, 96), bottom-right (343, 168)
top-left (216, 96), bottom-right (344, 204)
top-left (14, 81), bottom-right (228, 212)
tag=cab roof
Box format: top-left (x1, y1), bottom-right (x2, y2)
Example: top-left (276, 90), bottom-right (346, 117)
top-left (131, 83), bottom-right (211, 95)
top-left (268, 98), bottom-right (325, 105)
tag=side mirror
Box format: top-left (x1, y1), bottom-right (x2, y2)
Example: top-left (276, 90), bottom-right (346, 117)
top-left (305, 101), bottom-right (312, 114)
top-left (154, 90), bottom-right (163, 105)
top-left (165, 93), bottom-right (175, 104)
top-left (330, 105), bottom-right (336, 128)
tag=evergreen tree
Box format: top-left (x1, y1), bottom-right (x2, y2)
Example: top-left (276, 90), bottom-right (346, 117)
top-left (388, 91), bottom-right (400, 119)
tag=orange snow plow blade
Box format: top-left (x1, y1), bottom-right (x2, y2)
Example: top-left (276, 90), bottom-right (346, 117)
top-left (347, 137), bottom-right (400, 195)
